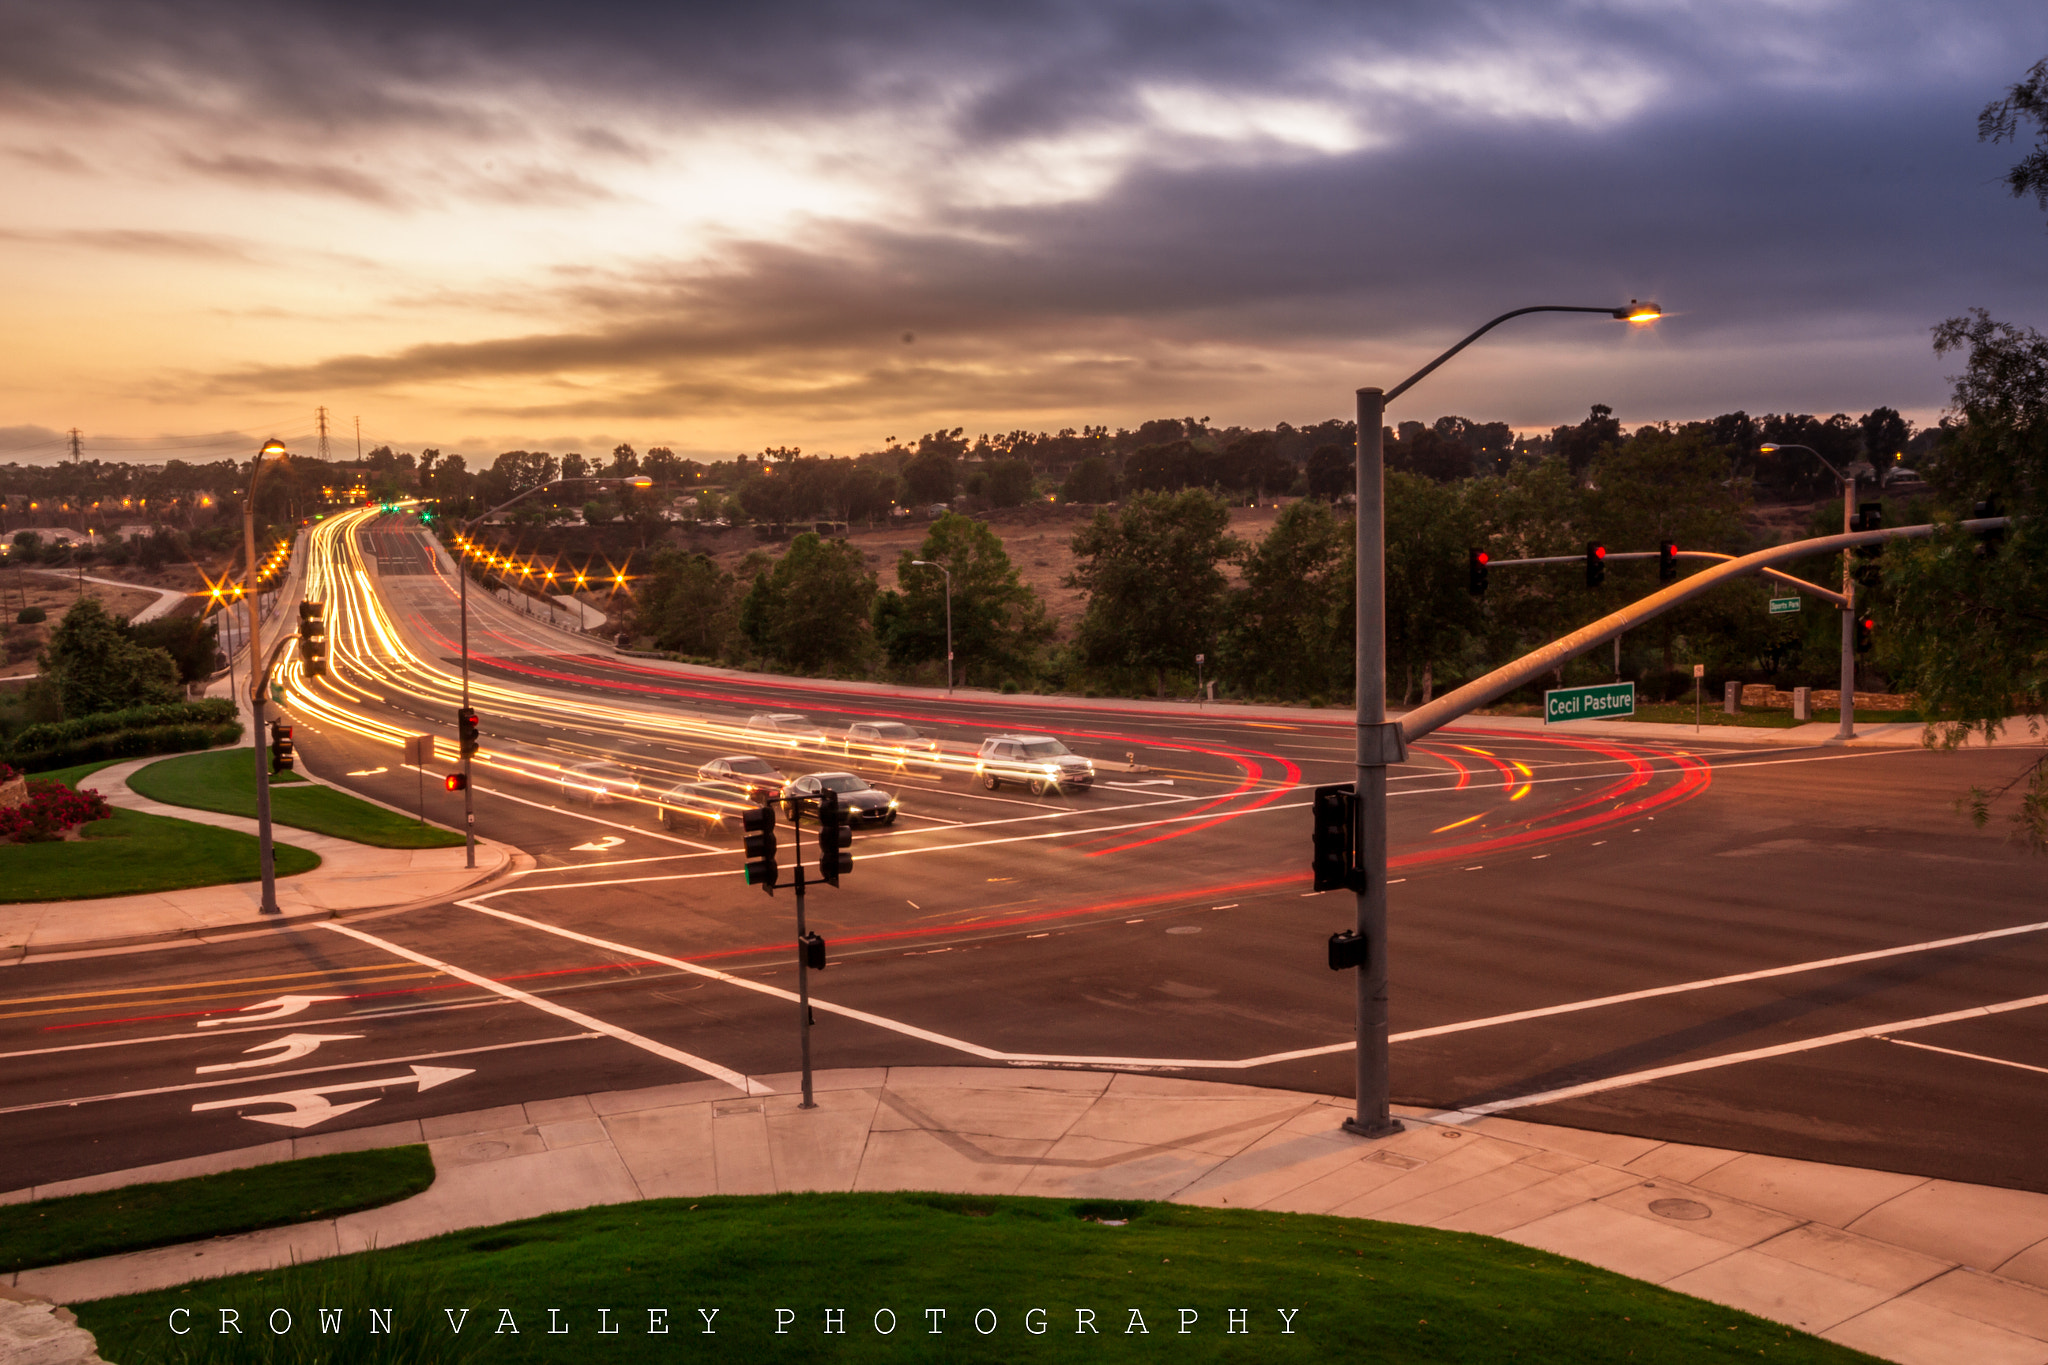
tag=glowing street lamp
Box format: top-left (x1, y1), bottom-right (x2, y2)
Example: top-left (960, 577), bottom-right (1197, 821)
top-left (1343, 301), bottom-right (1658, 1140)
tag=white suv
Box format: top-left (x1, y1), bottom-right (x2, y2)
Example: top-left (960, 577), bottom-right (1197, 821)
top-left (973, 735), bottom-right (1093, 795)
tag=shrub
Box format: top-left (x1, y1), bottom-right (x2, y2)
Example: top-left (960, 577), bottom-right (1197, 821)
top-left (9, 699), bottom-right (236, 754)
top-left (15, 606), bottom-right (45, 625)
top-left (10, 721), bottom-right (242, 774)
top-left (0, 778), bottom-right (112, 842)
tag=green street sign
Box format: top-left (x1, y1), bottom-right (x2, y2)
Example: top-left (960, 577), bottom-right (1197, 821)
top-left (269, 682), bottom-right (286, 704)
top-left (1769, 597), bottom-right (1802, 615)
top-left (1545, 681), bottom-right (1635, 724)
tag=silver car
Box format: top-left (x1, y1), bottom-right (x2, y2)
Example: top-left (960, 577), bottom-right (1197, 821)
top-left (558, 760), bottom-right (642, 807)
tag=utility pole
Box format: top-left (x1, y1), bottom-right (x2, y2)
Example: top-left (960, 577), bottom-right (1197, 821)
top-left (246, 439), bottom-right (288, 916)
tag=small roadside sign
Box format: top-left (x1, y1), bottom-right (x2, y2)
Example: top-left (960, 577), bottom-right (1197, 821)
top-left (269, 682), bottom-right (285, 704)
top-left (1693, 664), bottom-right (1706, 678)
top-left (1769, 597), bottom-right (1802, 615)
top-left (1545, 681), bottom-right (1635, 724)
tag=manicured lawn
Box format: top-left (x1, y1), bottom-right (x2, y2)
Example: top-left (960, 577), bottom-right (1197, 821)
top-left (131, 748), bottom-right (465, 849)
top-left (21, 758), bottom-right (125, 788)
top-left (76, 1194), bottom-right (1884, 1364)
top-left (0, 807), bottom-right (320, 902)
top-left (1, 1148), bottom-right (434, 1274)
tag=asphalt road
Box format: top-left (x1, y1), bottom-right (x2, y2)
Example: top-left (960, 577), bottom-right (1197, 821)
top-left (4, 507), bottom-right (2042, 1198)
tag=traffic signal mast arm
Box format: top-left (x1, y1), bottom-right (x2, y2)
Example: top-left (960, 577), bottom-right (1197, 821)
top-left (1485, 547), bottom-right (1849, 608)
top-left (1407, 514), bottom-right (2011, 744)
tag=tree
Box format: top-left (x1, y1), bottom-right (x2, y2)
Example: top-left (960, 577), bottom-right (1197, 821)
top-left (1067, 490), bottom-right (1239, 695)
top-left (1553, 404), bottom-right (1623, 476)
top-left (1882, 311), bottom-right (2048, 848)
top-left (608, 443), bottom-right (640, 478)
top-left (1059, 456), bottom-right (1116, 503)
top-left (902, 446), bottom-right (958, 505)
top-left (1305, 444), bottom-right (1352, 499)
top-left (1384, 471), bottom-right (1484, 705)
top-left (981, 457), bottom-right (1036, 509)
top-left (875, 514), bottom-right (1051, 684)
top-left (39, 598), bottom-right (181, 716)
top-left (739, 532), bottom-right (876, 673)
top-left (634, 550), bottom-right (739, 658)
top-left (128, 614), bottom-right (219, 685)
top-left (1980, 56), bottom-right (2048, 221)
top-left (1860, 407), bottom-right (1913, 472)
top-left (1221, 499), bottom-right (1353, 700)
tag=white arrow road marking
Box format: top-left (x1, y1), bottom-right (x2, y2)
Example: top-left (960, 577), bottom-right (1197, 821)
top-left (196, 994), bottom-right (347, 1027)
top-left (191, 1065), bottom-right (473, 1130)
top-left (195, 1032), bottom-right (365, 1074)
top-left (570, 835), bottom-right (625, 852)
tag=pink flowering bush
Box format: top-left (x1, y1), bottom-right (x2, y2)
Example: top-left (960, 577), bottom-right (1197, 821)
top-left (0, 766), bottom-right (113, 843)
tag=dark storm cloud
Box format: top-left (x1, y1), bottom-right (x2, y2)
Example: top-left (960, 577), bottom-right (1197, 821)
top-left (11, 0), bottom-right (2041, 425)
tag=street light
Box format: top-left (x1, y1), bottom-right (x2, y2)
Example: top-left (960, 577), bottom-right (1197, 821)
top-left (449, 474), bottom-right (652, 867)
top-left (1347, 300), bottom-right (1658, 1140)
top-left (246, 437), bottom-right (289, 915)
top-left (910, 559), bottom-right (953, 695)
top-left (1759, 443), bottom-right (1858, 742)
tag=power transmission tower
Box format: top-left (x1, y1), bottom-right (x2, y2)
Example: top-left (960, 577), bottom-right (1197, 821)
top-left (68, 428), bottom-right (82, 461)
top-left (316, 406), bottom-right (330, 461)
top-left (354, 415), bottom-right (362, 460)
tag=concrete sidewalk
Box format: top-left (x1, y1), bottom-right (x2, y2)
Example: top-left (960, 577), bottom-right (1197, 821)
top-left (8, 1068), bottom-right (2047, 1365)
top-left (0, 757), bottom-right (516, 961)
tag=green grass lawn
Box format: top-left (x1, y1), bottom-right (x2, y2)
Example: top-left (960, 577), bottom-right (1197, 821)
top-left (131, 749), bottom-right (465, 849)
top-left (0, 807), bottom-right (320, 902)
top-left (1, 1148), bottom-right (434, 1274)
top-left (74, 1194), bottom-right (1884, 1364)
top-left (21, 758), bottom-right (125, 787)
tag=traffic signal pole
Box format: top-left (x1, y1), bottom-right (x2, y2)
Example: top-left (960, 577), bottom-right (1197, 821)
top-left (459, 547), bottom-right (475, 869)
top-left (790, 802), bottom-right (816, 1110)
top-left (1349, 387), bottom-right (1400, 1139)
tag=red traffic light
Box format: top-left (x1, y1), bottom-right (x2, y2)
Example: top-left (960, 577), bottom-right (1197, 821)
top-left (444, 774), bottom-right (468, 792)
top-left (1475, 551), bottom-right (1489, 566)
top-left (1593, 545), bottom-right (1606, 559)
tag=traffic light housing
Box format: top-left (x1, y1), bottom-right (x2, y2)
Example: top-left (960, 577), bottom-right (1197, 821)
top-left (1467, 548), bottom-right (1489, 597)
top-left (1658, 540), bottom-right (1678, 583)
top-left (1974, 496), bottom-right (2005, 556)
top-left (816, 789), bottom-right (853, 886)
top-left (1328, 929), bottom-right (1367, 971)
top-left (1855, 616), bottom-right (1874, 653)
top-left (269, 721), bottom-right (294, 774)
top-left (457, 707), bottom-right (480, 757)
top-left (743, 803), bottom-right (780, 894)
top-left (1311, 784), bottom-right (1361, 893)
top-left (1585, 542), bottom-right (1606, 589)
top-left (298, 601), bottom-right (327, 678)
top-left (444, 773), bottom-right (468, 792)
top-left (800, 931), bottom-right (827, 971)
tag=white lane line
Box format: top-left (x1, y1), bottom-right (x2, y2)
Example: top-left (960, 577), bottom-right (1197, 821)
top-left (0, 1034), bottom-right (597, 1116)
top-left (1390, 916), bottom-right (2048, 1044)
top-left (1433, 990), bottom-right (2048, 1122)
top-left (316, 921), bottom-right (766, 1094)
top-left (1877, 1036), bottom-right (2048, 1077)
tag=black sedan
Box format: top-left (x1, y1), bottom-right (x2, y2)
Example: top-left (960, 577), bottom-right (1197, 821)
top-left (780, 772), bottom-right (899, 826)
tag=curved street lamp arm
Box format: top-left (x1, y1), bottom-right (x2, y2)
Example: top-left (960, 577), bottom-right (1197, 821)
top-left (1760, 441), bottom-right (1849, 487)
top-left (1383, 305), bottom-right (1637, 402)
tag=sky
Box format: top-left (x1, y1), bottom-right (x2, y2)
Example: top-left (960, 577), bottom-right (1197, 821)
top-left (1, 0), bottom-right (2043, 466)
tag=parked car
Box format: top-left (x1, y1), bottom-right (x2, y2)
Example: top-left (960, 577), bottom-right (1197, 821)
top-left (973, 735), bottom-right (1094, 795)
top-left (781, 771), bottom-right (899, 826)
top-left (743, 712), bottom-right (830, 751)
top-left (842, 720), bottom-right (943, 773)
top-left (651, 779), bottom-right (757, 836)
top-left (558, 759), bottom-right (642, 806)
top-left (696, 754), bottom-right (788, 803)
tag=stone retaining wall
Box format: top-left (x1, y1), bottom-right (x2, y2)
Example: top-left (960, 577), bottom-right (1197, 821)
top-left (1739, 684), bottom-right (1915, 711)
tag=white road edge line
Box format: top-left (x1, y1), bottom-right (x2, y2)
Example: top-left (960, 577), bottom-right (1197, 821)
top-left (316, 921), bottom-right (767, 1095)
top-left (1430, 990), bottom-right (2048, 1123)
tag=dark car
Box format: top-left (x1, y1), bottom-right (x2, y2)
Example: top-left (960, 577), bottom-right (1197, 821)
top-left (781, 771), bottom-right (899, 825)
top-left (652, 779), bottom-right (757, 836)
top-left (696, 754), bottom-right (788, 803)
top-left (842, 720), bottom-right (943, 774)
